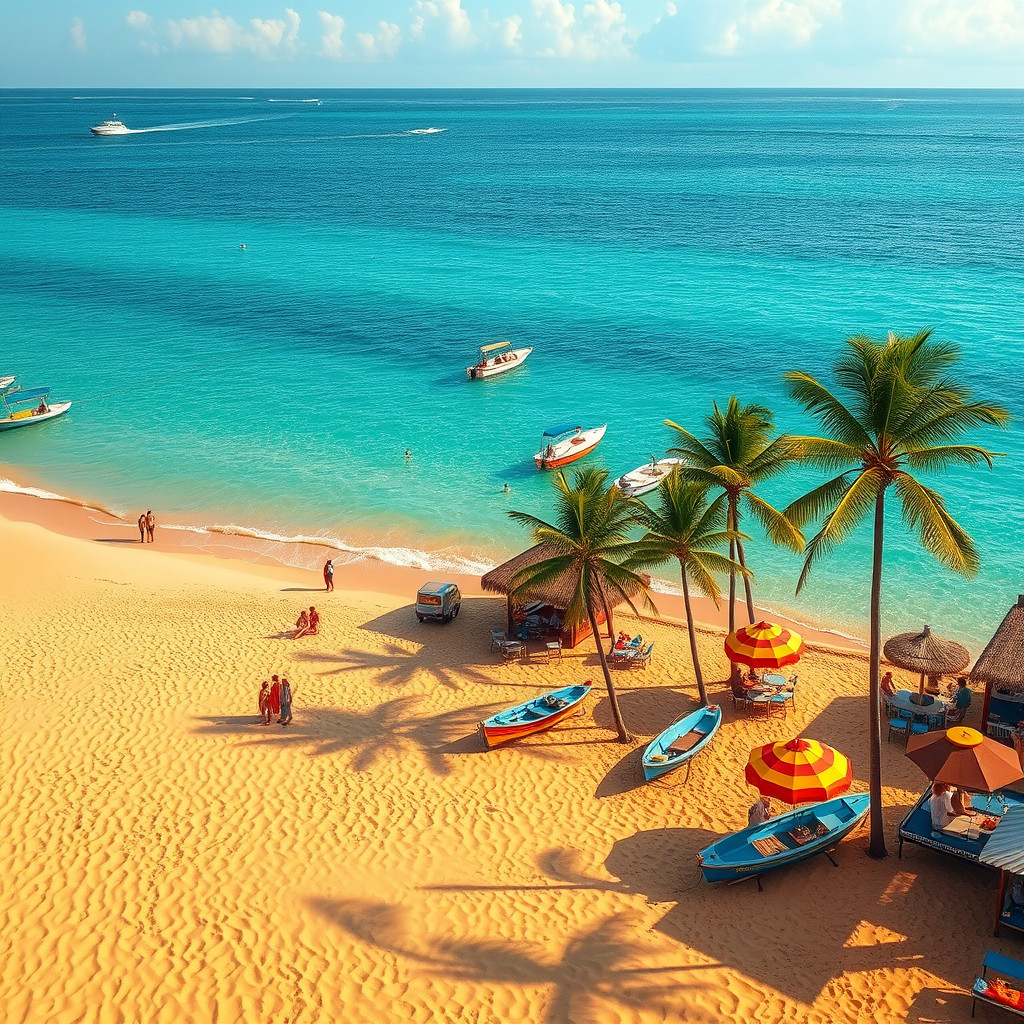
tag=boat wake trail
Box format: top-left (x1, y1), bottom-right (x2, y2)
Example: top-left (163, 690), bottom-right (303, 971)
top-left (128, 117), bottom-right (265, 133)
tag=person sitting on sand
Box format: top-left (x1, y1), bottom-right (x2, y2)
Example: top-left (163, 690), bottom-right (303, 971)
top-left (307, 606), bottom-right (320, 635)
top-left (258, 680), bottom-right (271, 725)
top-left (293, 608), bottom-right (309, 638)
top-left (930, 781), bottom-right (971, 831)
top-left (747, 796), bottom-right (772, 826)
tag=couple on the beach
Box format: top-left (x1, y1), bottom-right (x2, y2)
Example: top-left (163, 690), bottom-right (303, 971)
top-left (258, 675), bottom-right (293, 726)
top-left (137, 510), bottom-right (156, 543)
top-left (293, 605), bottom-right (319, 638)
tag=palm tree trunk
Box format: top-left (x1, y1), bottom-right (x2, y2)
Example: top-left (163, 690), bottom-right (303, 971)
top-left (727, 498), bottom-right (737, 635)
top-left (735, 531), bottom-right (756, 625)
top-left (587, 597), bottom-right (629, 743)
top-left (867, 488), bottom-right (886, 858)
top-left (680, 566), bottom-right (708, 706)
top-left (595, 578), bottom-right (616, 657)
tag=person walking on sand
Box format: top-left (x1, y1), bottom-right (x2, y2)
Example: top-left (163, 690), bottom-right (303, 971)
top-left (324, 558), bottom-right (334, 592)
top-left (258, 680), bottom-right (271, 725)
top-left (279, 677), bottom-right (293, 725)
top-left (145, 510), bottom-right (156, 543)
top-left (269, 675), bottom-right (282, 720)
top-left (138, 512), bottom-right (147, 543)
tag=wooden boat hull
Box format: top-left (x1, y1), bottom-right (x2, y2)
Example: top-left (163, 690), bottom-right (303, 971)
top-left (481, 683), bottom-right (591, 748)
top-left (466, 347), bottom-right (533, 380)
top-left (0, 401), bottom-right (72, 431)
top-left (696, 793), bottom-right (870, 883)
top-left (642, 704), bottom-right (722, 781)
top-left (534, 425), bottom-right (607, 469)
top-left (616, 458), bottom-right (683, 498)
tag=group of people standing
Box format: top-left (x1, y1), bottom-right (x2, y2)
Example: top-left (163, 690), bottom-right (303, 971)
top-left (258, 675), bottom-right (293, 726)
top-left (137, 510), bottom-right (156, 543)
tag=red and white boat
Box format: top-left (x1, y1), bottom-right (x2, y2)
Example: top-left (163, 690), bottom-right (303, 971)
top-left (466, 340), bottom-right (533, 380)
top-left (533, 423), bottom-right (607, 470)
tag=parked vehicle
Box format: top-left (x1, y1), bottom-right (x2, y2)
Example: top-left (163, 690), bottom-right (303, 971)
top-left (415, 581), bottom-right (462, 623)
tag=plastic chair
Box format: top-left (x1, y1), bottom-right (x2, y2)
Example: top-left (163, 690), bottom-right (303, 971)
top-left (630, 643), bottom-right (654, 670)
top-left (945, 705), bottom-right (967, 726)
top-left (888, 709), bottom-right (911, 744)
top-left (545, 640), bottom-right (562, 662)
top-left (490, 630), bottom-right (506, 652)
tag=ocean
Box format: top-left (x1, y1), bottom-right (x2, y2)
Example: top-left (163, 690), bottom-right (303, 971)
top-left (1, 88), bottom-right (1021, 650)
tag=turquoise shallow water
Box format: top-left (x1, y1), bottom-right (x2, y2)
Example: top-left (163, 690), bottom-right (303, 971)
top-left (1, 89), bottom-right (1021, 649)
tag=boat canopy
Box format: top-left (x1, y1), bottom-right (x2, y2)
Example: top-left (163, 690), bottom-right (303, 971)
top-left (479, 340), bottom-right (512, 355)
top-left (3, 387), bottom-right (50, 405)
top-left (542, 423), bottom-right (581, 438)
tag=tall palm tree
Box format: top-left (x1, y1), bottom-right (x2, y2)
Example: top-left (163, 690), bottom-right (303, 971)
top-left (634, 472), bottom-right (748, 705)
top-left (507, 466), bottom-right (654, 743)
top-left (784, 329), bottom-right (1010, 858)
top-left (665, 397), bottom-right (803, 635)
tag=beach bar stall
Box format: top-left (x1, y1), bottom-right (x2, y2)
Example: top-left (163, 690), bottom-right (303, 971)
top-left (972, 595), bottom-right (1024, 746)
top-left (482, 543), bottom-right (643, 650)
top-left (979, 805), bottom-right (1024, 938)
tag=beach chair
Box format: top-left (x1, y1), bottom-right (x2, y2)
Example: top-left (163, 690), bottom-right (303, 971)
top-left (971, 950), bottom-right (1024, 1018)
top-left (888, 709), bottom-right (912, 744)
top-left (946, 704), bottom-right (968, 726)
top-left (630, 643), bottom-right (654, 670)
top-left (730, 679), bottom-right (753, 711)
top-left (490, 630), bottom-right (506, 652)
top-left (770, 682), bottom-right (796, 719)
top-left (545, 639), bottom-right (562, 663)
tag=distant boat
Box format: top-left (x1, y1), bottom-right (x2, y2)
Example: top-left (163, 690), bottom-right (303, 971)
top-left (409, 128), bottom-right (446, 134)
top-left (0, 385), bottom-right (72, 431)
top-left (0, 375), bottom-right (15, 391)
top-left (90, 116), bottom-right (129, 136)
top-left (466, 340), bottom-right (533, 380)
top-left (534, 423), bottom-right (606, 470)
top-left (480, 683), bottom-right (591, 748)
top-left (616, 457), bottom-right (684, 498)
top-left (696, 793), bottom-right (870, 883)
top-left (642, 704), bottom-right (722, 782)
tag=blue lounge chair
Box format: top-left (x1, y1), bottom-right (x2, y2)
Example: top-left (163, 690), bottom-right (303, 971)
top-left (972, 950), bottom-right (1024, 1018)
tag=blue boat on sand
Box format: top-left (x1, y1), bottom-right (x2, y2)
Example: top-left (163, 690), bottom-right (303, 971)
top-left (642, 704), bottom-right (722, 782)
top-left (480, 682), bottom-right (591, 748)
top-left (696, 793), bottom-right (870, 884)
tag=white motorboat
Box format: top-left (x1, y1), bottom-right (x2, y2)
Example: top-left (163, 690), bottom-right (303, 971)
top-left (534, 423), bottom-right (607, 470)
top-left (0, 386), bottom-right (72, 431)
top-left (466, 340), bottom-right (533, 380)
top-left (90, 116), bottom-right (130, 136)
top-left (615, 457), bottom-right (684, 497)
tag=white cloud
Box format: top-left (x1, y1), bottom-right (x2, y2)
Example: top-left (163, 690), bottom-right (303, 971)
top-left (70, 17), bottom-right (87, 52)
top-left (530, 0), bottom-right (634, 59)
top-left (126, 10), bottom-right (152, 30)
top-left (165, 8), bottom-right (300, 57)
top-left (356, 20), bottom-right (402, 57)
top-left (665, 2), bottom-right (677, 15)
top-left (411, 0), bottom-right (476, 49)
top-left (318, 11), bottom-right (345, 59)
top-left (902, 0), bottom-right (1023, 52)
top-left (709, 0), bottom-right (841, 55)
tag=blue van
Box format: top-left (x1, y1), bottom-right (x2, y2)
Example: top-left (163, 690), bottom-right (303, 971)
top-left (415, 581), bottom-right (462, 623)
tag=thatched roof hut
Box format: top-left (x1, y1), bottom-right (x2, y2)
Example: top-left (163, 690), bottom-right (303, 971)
top-left (973, 596), bottom-right (1024, 736)
top-left (883, 624), bottom-right (970, 698)
top-left (481, 544), bottom-right (649, 649)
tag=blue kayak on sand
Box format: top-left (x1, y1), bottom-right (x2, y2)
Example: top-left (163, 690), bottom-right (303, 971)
top-left (641, 704), bottom-right (722, 782)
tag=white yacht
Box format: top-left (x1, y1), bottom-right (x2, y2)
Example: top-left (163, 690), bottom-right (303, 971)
top-left (90, 116), bottom-right (130, 136)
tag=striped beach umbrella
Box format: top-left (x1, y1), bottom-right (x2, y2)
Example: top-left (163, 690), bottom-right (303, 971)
top-left (725, 620), bottom-right (805, 669)
top-left (745, 737), bottom-right (853, 804)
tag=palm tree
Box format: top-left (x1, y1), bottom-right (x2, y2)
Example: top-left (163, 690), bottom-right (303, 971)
top-left (665, 397), bottom-right (803, 635)
top-left (634, 472), bottom-right (748, 705)
top-left (507, 466), bottom-right (654, 743)
top-left (784, 329), bottom-right (1010, 858)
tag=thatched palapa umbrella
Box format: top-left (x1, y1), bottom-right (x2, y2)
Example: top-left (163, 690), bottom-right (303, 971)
top-left (883, 624), bottom-right (970, 706)
top-left (970, 595), bottom-right (1024, 694)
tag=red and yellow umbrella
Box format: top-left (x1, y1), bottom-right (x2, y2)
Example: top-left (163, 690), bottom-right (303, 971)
top-left (745, 737), bottom-right (852, 804)
top-left (725, 620), bottom-right (805, 669)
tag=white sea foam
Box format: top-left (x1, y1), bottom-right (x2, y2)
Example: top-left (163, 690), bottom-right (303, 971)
top-left (0, 476), bottom-right (115, 514)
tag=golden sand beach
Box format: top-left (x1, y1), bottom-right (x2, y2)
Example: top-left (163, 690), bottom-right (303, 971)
top-left (0, 493), bottom-right (1016, 1024)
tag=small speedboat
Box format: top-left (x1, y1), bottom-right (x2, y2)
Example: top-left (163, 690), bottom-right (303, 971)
top-left (466, 340), bottom-right (533, 380)
top-left (642, 704), bottom-right (722, 782)
top-left (480, 683), bottom-right (591, 748)
top-left (534, 423), bottom-right (606, 470)
top-left (90, 116), bottom-right (129, 136)
top-left (616, 457), bottom-right (684, 497)
top-left (696, 793), bottom-right (870, 883)
top-left (0, 386), bottom-right (72, 431)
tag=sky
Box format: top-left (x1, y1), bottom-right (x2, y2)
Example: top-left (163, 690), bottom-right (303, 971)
top-left (1, 0), bottom-right (1022, 88)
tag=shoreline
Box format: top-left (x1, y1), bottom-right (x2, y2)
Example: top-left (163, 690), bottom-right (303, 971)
top-left (0, 469), bottom-right (868, 656)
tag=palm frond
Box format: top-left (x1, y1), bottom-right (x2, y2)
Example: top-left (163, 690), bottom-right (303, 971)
top-left (743, 491), bottom-right (805, 552)
top-left (663, 421), bottom-right (720, 468)
top-left (783, 471), bottom-right (856, 529)
top-left (784, 371), bottom-right (873, 447)
top-left (893, 474), bottom-right (980, 577)
top-left (788, 436), bottom-right (862, 470)
top-left (904, 445), bottom-right (1001, 472)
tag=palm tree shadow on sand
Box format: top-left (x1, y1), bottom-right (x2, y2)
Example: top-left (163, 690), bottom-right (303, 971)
top-left (308, 897), bottom-right (706, 1024)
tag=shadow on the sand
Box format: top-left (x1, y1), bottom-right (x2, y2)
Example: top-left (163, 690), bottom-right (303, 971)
top-left (280, 586), bottom-right (326, 592)
top-left (94, 537), bottom-right (143, 544)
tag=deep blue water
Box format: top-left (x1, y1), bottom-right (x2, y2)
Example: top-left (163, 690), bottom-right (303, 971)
top-left (1, 88), bottom-right (1021, 649)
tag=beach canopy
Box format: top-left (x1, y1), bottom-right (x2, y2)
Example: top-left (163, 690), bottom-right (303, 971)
top-left (479, 340), bottom-right (512, 354)
top-left (980, 805), bottom-right (1024, 875)
top-left (745, 737), bottom-right (852, 804)
top-left (542, 423), bottom-right (581, 438)
top-left (725, 621), bottom-right (804, 670)
top-left (884, 624), bottom-right (970, 699)
top-left (905, 726), bottom-right (1024, 794)
top-left (971, 595), bottom-right (1024, 694)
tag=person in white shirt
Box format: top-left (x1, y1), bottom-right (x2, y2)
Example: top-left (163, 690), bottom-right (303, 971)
top-left (929, 782), bottom-right (969, 830)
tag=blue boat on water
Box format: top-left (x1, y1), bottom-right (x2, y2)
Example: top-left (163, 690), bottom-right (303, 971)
top-left (696, 793), bottom-right (870, 884)
top-left (642, 704), bottom-right (722, 782)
